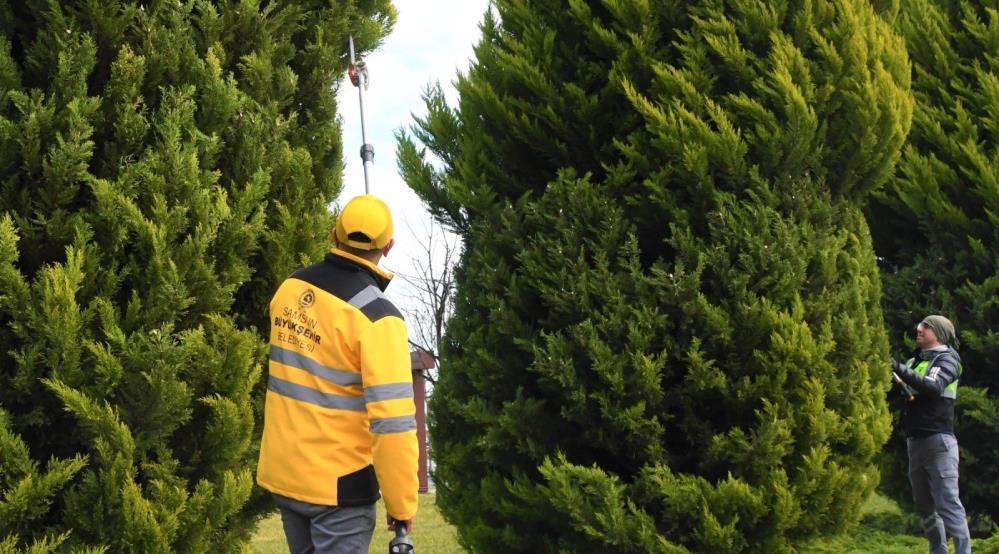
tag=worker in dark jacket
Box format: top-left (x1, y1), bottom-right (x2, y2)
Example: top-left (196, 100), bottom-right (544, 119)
top-left (892, 314), bottom-right (970, 554)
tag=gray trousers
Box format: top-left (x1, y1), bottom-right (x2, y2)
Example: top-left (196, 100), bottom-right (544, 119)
top-left (907, 433), bottom-right (971, 554)
top-left (273, 493), bottom-right (376, 554)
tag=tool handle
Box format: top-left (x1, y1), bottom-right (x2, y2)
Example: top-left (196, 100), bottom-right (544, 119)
top-left (893, 372), bottom-right (916, 400)
top-left (389, 523), bottom-right (414, 554)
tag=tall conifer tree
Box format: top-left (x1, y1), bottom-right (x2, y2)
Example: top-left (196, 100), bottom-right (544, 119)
top-left (400, 1), bottom-right (912, 551)
top-left (0, 1), bottom-right (393, 551)
top-left (872, 0), bottom-right (999, 533)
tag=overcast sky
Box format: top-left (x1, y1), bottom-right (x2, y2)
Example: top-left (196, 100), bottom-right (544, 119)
top-left (333, 1), bottom-right (491, 333)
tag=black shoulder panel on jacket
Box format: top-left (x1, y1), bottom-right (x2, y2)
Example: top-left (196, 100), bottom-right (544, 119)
top-left (361, 298), bottom-right (404, 323)
top-left (292, 262), bottom-right (367, 304)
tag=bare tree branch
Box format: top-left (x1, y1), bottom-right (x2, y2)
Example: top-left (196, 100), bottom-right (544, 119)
top-left (396, 219), bottom-right (461, 384)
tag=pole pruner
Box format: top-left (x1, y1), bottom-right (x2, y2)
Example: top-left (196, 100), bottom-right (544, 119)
top-left (348, 36), bottom-right (374, 193)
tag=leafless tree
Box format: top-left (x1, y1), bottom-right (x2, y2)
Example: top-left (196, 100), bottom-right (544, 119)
top-left (396, 220), bottom-right (461, 384)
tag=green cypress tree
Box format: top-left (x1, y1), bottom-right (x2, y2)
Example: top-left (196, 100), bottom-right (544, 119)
top-left (400, 1), bottom-right (911, 551)
top-left (0, 1), bottom-right (393, 551)
top-left (871, 0), bottom-right (999, 534)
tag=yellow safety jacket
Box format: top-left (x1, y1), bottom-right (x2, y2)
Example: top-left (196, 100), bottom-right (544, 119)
top-left (257, 248), bottom-right (418, 521)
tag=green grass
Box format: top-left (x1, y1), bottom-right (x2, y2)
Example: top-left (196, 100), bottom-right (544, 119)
top-left (251, 493), bottom-right (465, 554)
top-left (797, 494), bottom-right (926, 553)
top-left (252, 491), bottom-right (995, 553)
top-left (797, 493), bottom-right (999, 554)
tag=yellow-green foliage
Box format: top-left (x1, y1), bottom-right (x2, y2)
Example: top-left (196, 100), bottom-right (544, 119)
top-left (0, 2), bottom-right (394, 551)
top-left (401, 1), bottom-right (912, 552)
top-left (871, 0), bottom-right (999, 534)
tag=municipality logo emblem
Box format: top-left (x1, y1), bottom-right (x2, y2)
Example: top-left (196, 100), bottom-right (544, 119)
top-left (299, 289), bottom-right (315, 309)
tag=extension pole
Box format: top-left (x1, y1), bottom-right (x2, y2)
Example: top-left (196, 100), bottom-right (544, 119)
top-left (348, 36), bottom-right (374, 193)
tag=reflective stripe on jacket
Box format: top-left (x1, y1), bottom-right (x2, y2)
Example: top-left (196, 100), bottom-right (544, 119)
top-left (912, 356), bottom-right (959, 399)
top-left (257, 248), bottom-right (419, 521)
top-left (900, 346), bottom-right (962, 438)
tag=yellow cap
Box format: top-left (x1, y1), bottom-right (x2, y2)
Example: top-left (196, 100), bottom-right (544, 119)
top-left (335, 195), bottom-right (394, 250)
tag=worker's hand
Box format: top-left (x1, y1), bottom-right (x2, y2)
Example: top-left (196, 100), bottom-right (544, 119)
top-left (892, 357), bottom-right (914, 381)
top-left (387, 515), bottom-right (414, 534)
top-left (890, 358), bottom-right (904, 383)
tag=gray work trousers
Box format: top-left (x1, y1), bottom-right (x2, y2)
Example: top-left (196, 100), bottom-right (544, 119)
top-left (907, 433), bottom-right (971, 554)
top-left (273, 493), bottom-right (376, 554)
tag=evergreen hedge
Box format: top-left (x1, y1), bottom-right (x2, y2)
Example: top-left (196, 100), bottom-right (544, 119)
top-left (0, 1), bottom-right (392, 551)
top-left (872, 0), bottom-right (999, 534)
top-left (401, 1), bottom-right (912, 552)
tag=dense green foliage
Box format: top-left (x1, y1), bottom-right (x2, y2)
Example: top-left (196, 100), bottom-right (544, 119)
top-left (402, 1), bottom-right (912, 552)
top-left (871, 0), bottom-right (999, 535)
top-left (0, 1), bottom-right (392, 551)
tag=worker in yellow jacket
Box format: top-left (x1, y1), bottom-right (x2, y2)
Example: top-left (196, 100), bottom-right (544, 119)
top-left (257, 194), bottom-right (418, 553)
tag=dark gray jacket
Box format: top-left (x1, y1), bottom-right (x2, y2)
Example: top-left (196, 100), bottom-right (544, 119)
top-left (897, 346), bottom-right (962, 438)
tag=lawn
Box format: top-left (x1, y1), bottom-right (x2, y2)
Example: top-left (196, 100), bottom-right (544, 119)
top-left (251, 493), bottom-right (465, 554)
top-left (797, 494), bottom-right (927, 554)
top-left (252, 492), bottom-right (995, 553)
top-left (798, 493), bottom-right (999, 554)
